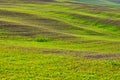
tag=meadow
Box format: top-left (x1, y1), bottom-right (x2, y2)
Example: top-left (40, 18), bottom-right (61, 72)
top-left (0, 0), bottom-right (120, 79)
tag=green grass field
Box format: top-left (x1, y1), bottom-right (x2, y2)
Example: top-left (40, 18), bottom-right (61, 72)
top-left (0, 0), bottom-right (120, 79)
top-left (74, 0), bottom-right (120, 6)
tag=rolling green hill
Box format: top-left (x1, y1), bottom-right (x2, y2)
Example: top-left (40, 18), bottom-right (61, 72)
top-left (73, 0), bottom-right (120, 6)
top-left (0, 0), bottom-right (120, 79)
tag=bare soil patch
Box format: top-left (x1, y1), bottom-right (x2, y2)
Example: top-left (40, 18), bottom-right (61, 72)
top-left (85, 53), bottom-right (120, 59)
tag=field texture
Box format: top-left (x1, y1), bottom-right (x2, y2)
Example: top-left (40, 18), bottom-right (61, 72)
top-left (0, 0), bottom-right (120, 80)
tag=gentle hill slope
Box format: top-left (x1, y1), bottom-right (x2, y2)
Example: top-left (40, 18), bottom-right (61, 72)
top-left (73, 0), bottom-right (120, 6)
top-left (0, 1), bottom-right (120, 47)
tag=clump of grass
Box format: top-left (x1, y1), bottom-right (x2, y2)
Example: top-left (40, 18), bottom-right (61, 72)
top-left (34, 38), bottom-right (52, 42)
top-left (108, 59), bottom-right (120, 67)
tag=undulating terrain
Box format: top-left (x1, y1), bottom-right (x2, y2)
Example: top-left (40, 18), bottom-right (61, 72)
top-left (0, 0), bottom-right (120, 79)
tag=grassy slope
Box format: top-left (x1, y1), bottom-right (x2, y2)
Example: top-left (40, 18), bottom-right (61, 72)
top-left (0, 0), bottom-right (120, 79)
top-left (73, 0), bottom-right (120, 6)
